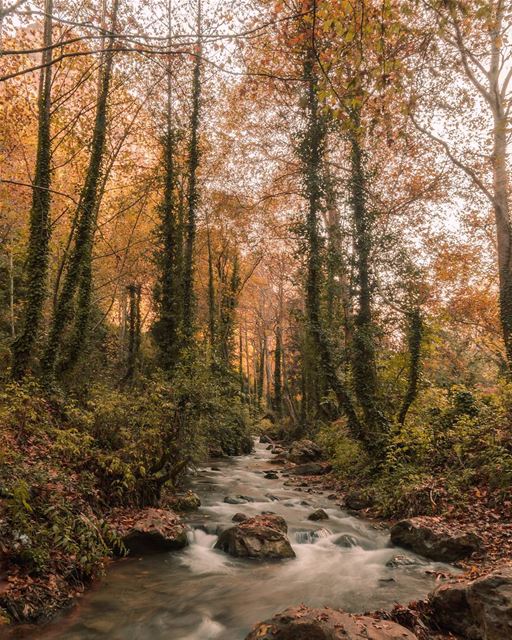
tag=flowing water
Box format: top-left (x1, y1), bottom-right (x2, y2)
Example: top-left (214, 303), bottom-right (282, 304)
top-left (33, 442), bottom-right (452, 640)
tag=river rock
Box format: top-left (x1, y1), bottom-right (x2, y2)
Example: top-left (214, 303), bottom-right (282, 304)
top-left (168, 490), bottom-right (201, 512)
top-left (430, 566), bottom-right (512, 640)
top-left (265, 471), bottom-right (278, 479)
top-left (232, 512), bottom-right (249, 522)
top-left (344, 490), bottom-right (373, 510)
top-left (288, 462), bottom-right (332, 476)
top-left (390, 517), bottom-right (481, 562)
top-left (224, 495), bottom-right (256, 505)
top-left (386, 554), bottom-right (424, 568)
top-left (308, 508), bottom-right (329, 521)
top-left (214, 514), bottom-right (295, 560)
top-left (245, 605), bottom-right (419, 639)
top-left (335, 534), bottom-right (360, 548)
top-left (119, 508), bottom-right (188, 555)
top-left (287, 439), bottom-right (324, 464)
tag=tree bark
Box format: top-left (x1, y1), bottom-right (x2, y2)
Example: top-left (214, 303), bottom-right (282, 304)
top-left (182, 0), bottom-right (202, 342)
top-left (42, 0), bottom-right (120, 381)
top-left (11, 0), bottom-right (53, 379)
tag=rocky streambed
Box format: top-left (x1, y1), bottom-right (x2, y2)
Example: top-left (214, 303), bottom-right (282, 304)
top-left (18, 440), bottom-right (511, 639)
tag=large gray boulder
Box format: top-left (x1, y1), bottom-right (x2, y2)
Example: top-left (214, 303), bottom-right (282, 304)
top-left (390, 517), bottom-right (481, 562)
top-left (288, 439), bottom-right (324, 464)
top-left (118, 508), bottom-right (188, 555)
top-left (430, 566), bottom-right (512, 640)
top-left (245, 605), bottom-right (418, 639)
top-left (214, 514), bottom-right (295, 560)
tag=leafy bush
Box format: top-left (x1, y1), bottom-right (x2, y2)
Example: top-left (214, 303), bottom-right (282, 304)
top-left (322, 384), bottom-right (512, 516)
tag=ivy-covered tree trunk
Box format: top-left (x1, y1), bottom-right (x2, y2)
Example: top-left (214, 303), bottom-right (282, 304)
top-left (11, 0), bottom-right (53, 380)
top-left (273, 328), bottom-right (283, 418)
top-left (182, 0), bottom-right (202, 343)
top-left (257, 336), bottom-right (265, 406)
top-left (122, 283), bottom-right (141, 385)
top-left (398, 306), bottom-right (423, 425)
top-left (348, 112), bottom-right (387, 445)
top-left (153, 3), bottom-right (181, 371)
top-left (206, 222), bottom-right (216, 353)
top-left (42, 0), bottom-right (120, 381)
top-left (218, 252), bottom-right (240, 367)
top-left (300, 48), bottom-right (361, 438)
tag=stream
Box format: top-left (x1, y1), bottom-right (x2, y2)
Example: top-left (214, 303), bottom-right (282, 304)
top-left (35, 441), bottom-right (452, 640)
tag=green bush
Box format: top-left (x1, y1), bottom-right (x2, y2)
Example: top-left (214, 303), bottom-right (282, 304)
top-left (322, 384), bottom-right (512, 517)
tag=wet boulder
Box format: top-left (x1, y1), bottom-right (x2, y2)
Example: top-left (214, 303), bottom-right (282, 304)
top-left (386, 554), bottom-right (424, 568)
top-left (390, 517), bottom-right (481, 562)
top-left (118, 508), bottom-right (188, 555)
top-left (335, 534), bottom-right (360, 548)
top-left (344, 490), bottom-right (373, 510)
top-left (287, 439), bottom-right (324, 464)
top-left (430, 566), bottom-right (512, 640)
top-left (168, 490), bottom-right (201, 512)
top-left (245, 605), bottom-right (419, 639)
top-left (295, 527), bottom-right (332, 544)
top-left (288, 462), bottom-right (332, 476)
top-left (232, 512), bottom-right (249, 523)
top-left (214, 514), bottom-right (295, 560)
top-left (308, 508), bottom-right (329, 521)
top-left (224, 495), bottom-right (256, 505)
top-left (264, 471), bottom-right (278, 479)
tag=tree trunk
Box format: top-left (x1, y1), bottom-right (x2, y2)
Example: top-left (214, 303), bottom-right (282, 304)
top-left (152, 0), bottom-right (181, 371)
top-left (348, 115), bottom-right (386, 445)
top-left (42, 0), bottom-right (120, 381)
top-left (11, 0), bottom-right (53, 379)
top-left (182, 0), bottom-right (202, 342)
top-left (301, 48), bottom-right (361, 437)
top-left (398, 306), bottom-right (423, 425)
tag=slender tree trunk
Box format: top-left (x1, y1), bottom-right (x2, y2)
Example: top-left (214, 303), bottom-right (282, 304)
top-left (11, 0), bottom-right (53, 379)
top-left (182, 0), bottom-right (202, 342)
top-left (207, 221), bottom-right (216, 352)
top-left (42, 0), bottom-right (120, 380)
top-left (239, 328), bottom-right (244, 396)
top-left (489, 11), bottom-right (512, 367)
top-left (273, 328), bottom-right (283, 417)
top-left (244, 324), bottom-right (252, 406)
top-left (348, 114), bottom-right (386, 444)
top-left (153, 0), bottom-right (181, 371)
top-left (398, 306), bottom-right (423, 425)
top-left (8, 247), bottom-right (15, 339)
top-left (257, 336), bottom-right (265, 406)
top-left (301, 48), bottom-right (361, 437)
top-left (122, 283), bottom-right (141, 385)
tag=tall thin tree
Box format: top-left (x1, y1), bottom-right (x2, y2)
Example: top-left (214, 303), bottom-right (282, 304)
top-left (42, 0), bottom-right (120, 380)
top-left (182, 0), bottom-right (202, 342)
top-left (11, 0), bottom-right (53, 380)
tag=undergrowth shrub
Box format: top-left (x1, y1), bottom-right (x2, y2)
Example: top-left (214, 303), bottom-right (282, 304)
top-left (0, 359), bottom-right (253, 582)
top-left (319, 384), bottom-right (512, 517)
